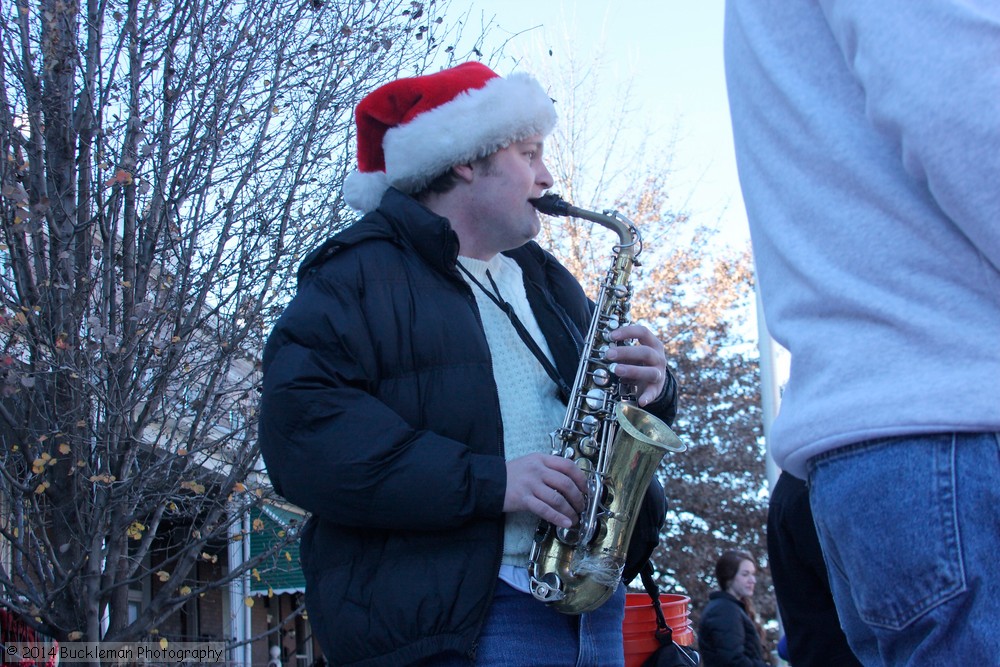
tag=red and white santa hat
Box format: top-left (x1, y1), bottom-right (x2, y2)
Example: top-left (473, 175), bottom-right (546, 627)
top-left (343, 61), bottom-right (558, 213)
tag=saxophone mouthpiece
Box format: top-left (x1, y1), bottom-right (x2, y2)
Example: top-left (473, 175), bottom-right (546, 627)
top-left (530, 193), bottom-right (572, 217)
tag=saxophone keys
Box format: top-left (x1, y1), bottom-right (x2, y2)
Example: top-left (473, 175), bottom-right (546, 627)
top-left (556, 525), bottom-right (581, 545)
top-left (578, 436), bottom-right (597, 457)
top-left (578, 415), bottom-right (599, 434)
top-left (584, 388), bottom-right (606, 411)
top-left (530, 573), bottom-right (566, 603)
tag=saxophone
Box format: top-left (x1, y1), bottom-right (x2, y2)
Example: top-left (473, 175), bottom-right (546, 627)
top-left (526, 193), bottom-right (685, 615)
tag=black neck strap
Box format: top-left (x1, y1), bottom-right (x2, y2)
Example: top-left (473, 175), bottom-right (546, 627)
top-left (458, 262), bottom-right (572, 400)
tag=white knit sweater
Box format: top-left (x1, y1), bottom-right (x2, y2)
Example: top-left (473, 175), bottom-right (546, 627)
top-left (458, 254), bottom-right (566, 569)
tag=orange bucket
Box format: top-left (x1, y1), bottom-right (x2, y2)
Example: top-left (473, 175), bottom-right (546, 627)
top-left (623, 592), bottom-right (694, 667)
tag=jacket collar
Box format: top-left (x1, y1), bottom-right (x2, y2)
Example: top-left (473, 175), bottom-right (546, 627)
top-left (710, 590), bottom-right (748, 610)
top-left (296, 188), bottom-right (459, 283)
top-left (379, 189), bottom-right (559, 280)
top-left (378, 188), bottom-right (461, 275)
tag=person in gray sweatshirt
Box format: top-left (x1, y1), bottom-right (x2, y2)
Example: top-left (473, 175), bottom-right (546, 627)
top-left (723, 2), bottom-right (1000, 665)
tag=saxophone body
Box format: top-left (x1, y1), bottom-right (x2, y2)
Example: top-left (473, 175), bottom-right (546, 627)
top-left (526, 194), bottom-right (685, 615)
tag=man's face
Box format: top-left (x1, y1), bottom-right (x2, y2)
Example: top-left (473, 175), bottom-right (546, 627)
top-left (465, 134), bottom-right (554, 256)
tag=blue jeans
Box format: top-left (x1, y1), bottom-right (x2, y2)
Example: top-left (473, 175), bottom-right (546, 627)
top-left (417, 580), bottom-right (625, 666)
top-left (808, 433), bottom-right (1000, 666)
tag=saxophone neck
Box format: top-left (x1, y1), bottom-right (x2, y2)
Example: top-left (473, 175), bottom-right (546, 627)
top-left (530, 193), bottom-right (637, 252)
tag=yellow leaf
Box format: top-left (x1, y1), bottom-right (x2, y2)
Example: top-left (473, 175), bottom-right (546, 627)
top-left (252, 518), bottom-right (265, 531)
top-left (160, 638), bottom-right (168, 649)
top-left (234, 482), bottom-right (246, 492)
top-left (181, 480), bottom-right (206, 494)
top-left (68, 631), bottom-right (83, 641)
top-left (34, 482), bottom-right (49, 494)
top-left (268, 587), bottom-right (274, 598)
top-left (105, 169), bottom-right (133, 187)
top-left (252, 568), bottom-right (261, 582)
top-left (285, 551), bottom-right (292, 562)
top-left (244, 596), bottom-right (254, 608)
top-left (127, 521), bottom-right (146, 541)
top-left (179, 585), bottom-right (191, 595)
top-left (157, 571), bottom-right (170, 582)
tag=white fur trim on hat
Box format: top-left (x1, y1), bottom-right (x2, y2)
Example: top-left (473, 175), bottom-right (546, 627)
top-left (384, 72), bottom-right (557, 196)
top-left (343, 170), bottom-right (389, 215)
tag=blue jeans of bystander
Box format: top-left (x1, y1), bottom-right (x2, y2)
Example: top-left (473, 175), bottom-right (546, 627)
top-left (416, 580), bottom-right (625, 667)
top-left (808, 433), bottom-right (1000, 666)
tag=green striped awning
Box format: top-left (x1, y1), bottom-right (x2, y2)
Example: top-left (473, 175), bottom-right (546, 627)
top-left (248, 504), bottom-right (306, 595)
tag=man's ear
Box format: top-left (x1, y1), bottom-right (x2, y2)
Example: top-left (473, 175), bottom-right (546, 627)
top-left (452, 163), bottom-right (475, 183)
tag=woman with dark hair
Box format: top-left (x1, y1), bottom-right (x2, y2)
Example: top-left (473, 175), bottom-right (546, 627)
top-left (697, 550), bottom-right (770, 667)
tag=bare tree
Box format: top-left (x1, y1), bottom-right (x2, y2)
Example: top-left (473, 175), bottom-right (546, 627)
top-left (0, 0), bottom-right (481, 646)
top-left (516, 46), bottom-right (774, 643)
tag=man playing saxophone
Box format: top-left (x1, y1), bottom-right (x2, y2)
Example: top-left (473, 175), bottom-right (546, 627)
top-left (259, 62), bottom-right (678, 667)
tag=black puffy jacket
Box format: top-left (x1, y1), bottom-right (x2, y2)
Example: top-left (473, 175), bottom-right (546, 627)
top-left (698, 592), bottom-right (770, 667)
top-left (259, 189), bottom-right (678, 666)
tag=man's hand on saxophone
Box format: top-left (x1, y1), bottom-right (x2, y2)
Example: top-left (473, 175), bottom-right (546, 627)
top-left (603, 323), bottom-right (669, 408)
top-left (503, 453), bottom-right (589, 528)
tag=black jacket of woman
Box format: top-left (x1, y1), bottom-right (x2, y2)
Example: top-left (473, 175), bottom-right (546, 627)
top-left (698, 591), bottom-right (770, 667)
top-left (259, 189), bottom-right (678, 666)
